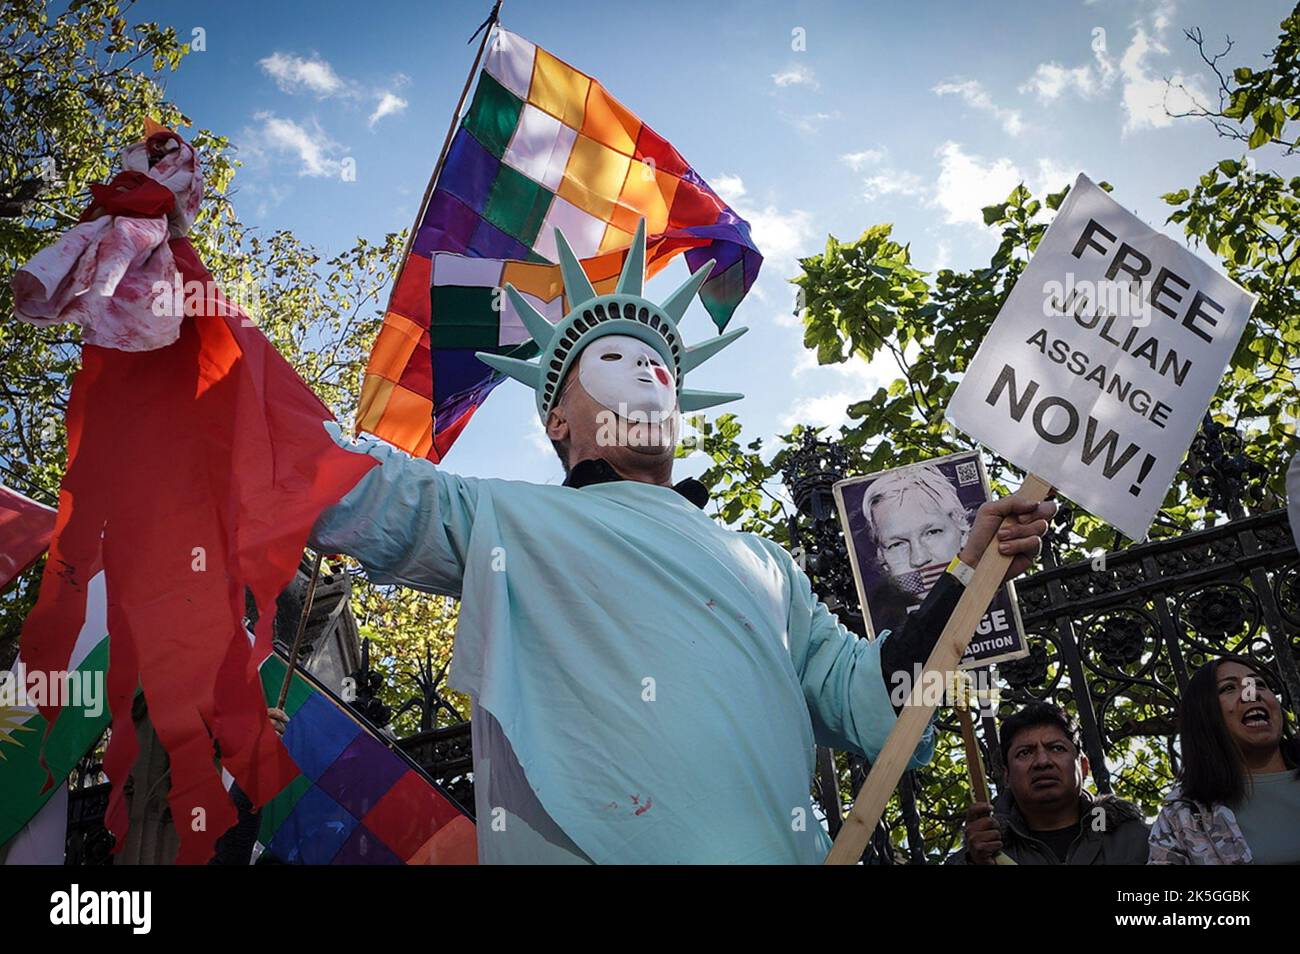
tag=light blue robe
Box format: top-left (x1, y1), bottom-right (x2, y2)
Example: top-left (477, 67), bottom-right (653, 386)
top-left (309, 436), bottom-right (934, 863)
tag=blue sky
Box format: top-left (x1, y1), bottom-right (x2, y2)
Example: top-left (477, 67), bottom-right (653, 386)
top-left (132, 0), bottom-right (1292, 486)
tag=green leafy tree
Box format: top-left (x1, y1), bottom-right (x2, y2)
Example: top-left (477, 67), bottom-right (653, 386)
top-left (1168, 8), bottom-right (1300, 152)
top-left (1162, 8), bottom-right (1300, 479)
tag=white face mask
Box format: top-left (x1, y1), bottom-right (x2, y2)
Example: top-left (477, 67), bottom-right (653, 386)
top-left (577, 334), bottom-right (677, 419)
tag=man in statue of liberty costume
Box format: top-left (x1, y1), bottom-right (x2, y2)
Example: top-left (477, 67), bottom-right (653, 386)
top-left (311, 220), bottom-right (1055, 863)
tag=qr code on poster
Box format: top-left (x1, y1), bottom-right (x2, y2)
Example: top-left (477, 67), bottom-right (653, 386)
top-left (955, 460), bottom-right (980, 486)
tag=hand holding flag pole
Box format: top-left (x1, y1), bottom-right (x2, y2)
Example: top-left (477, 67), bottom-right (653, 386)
top-left (825, 473), bottom-right (1053, 864)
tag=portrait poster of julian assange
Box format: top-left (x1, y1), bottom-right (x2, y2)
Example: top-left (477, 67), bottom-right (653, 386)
top-left (833, 451), bottom-right (1029, 668)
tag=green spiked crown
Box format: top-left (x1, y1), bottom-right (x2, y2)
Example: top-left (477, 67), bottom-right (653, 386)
top-left (475, 219), bottom-right (747, 422)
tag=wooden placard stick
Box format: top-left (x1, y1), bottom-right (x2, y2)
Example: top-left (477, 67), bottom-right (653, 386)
top-left (825, 472), bottom-right (1053, 864)
top-left (954, 691), bottom-right (991, 805)
top-left (954, 680), bottom-right (1018, 864)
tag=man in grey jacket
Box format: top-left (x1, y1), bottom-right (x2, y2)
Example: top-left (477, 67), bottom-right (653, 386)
top-left (948, 702), bottom-right (1150, 864)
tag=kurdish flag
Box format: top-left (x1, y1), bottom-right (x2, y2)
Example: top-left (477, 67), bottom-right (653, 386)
top-left (1, 569), bottom-right (110, 848)
top-left (0, 485), bottom-right (109, 852)
top-left (357, 25), bottom-right (761, 460)
top-left (254, 651), bottom-right (475, 865)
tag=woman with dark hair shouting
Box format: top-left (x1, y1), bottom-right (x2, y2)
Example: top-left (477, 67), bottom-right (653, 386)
top-left (1149, 655), bottom-right (1300, 864)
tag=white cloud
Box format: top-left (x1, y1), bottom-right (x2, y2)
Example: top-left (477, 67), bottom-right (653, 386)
top-left (1019, 3), bottom-right (1205, 135)
top-left (772, 63), bottom-right (818, 89)
top-left (706, 175), bottom-right (815, 272)
top-left (1150, 0), bottom-right (1178, 35)
top-left (1114, 2), bottom-right (1207, 133)
top-left (772, 302), bottom-right (804, 329)
top-left (839, 148), bottom-right (925, 203)
top-left (782, 353), bottom-right (897, 431)
top-left (928, 239), bottom-right (952, 273)
top-left (781, 110), bottom-right (839, 135)
top-left (1119, 26), bottom-right (1207, 133)
top-left (861, 169), bottom-right (927, 202)
top-left (259, 52), bottom-right (412, 131)
top-left (839, 142), bottom-right (1074, 223)
top-left (1032, 157), bottom-right (1077, 195)
top-left (259, 52), bottom-right (347, 97)
top-left (745, 203), bottom-right (815, 265)
top-left (1021, 30), bottom-right (1118, 102)
top-left (712, 174), bottom-right (747, 203)
top-left (840, 148), bottom-right (886, 171)
top-left (780, 391), bottom-right (858, 431)
top-left (931, 142), bottom-right (1023, 225)
top-left (245, 113), bottom-right (347, 178)
top-left (933, 79), bottom-right (1025, 136)
top-left (1022, 62), bottom-right (1100, 101)
top-left (1093, 32), bottom-right (1119, 86)
top-left (245, 181), bottom-right (291, 221)
top-left (526, 415), bottom-right (555, 458)
top-left (930, 142), bottom-right (1076, 225)
top-left (368, 91), bottom-right (408, 128)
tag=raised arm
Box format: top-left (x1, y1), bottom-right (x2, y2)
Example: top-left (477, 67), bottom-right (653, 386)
top-left (308, 423), bottom-right (480, 597)
top-left (784, 549), bottom-right (957, 763)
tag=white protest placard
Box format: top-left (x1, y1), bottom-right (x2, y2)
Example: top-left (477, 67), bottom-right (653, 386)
top-left (947, 174), bottom-right (1256, 541)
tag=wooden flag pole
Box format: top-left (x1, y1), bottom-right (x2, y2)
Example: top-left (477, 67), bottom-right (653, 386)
top-left (277, 551), bottom-right (325, 710)
top-left (394, 0), bottom-right (503, 269)
top-left (825, 472), bottom-right (1053, 864)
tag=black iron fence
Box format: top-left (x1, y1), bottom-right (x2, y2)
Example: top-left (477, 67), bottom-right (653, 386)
top-left (779, 423), bottom-right (1299, 863)
top-left (1006, 508), bottom-right (1299, 792)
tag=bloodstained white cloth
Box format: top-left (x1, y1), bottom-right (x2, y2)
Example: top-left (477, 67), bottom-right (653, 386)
top-left (11, 134), bottom-right (203, 352)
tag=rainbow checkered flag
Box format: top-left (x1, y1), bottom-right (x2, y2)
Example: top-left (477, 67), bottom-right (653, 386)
top-left (357, 26), bottom-right (761, 460)
top-left (254, 651), bottom-right (475, 865)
